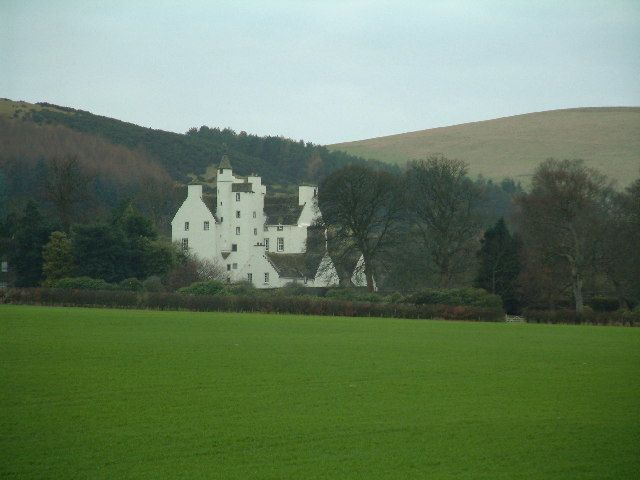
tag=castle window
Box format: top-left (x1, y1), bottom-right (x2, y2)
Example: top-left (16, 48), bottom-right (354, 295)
top-left (184, 221), bottom-right (189, 231)
top-left (264, 272), bottom-right (270, 284)
top-left (220, 217), bottom-right (223, 223)
top-left (277, 226), bottom-right (284, 231)
top-left (1, 261), bottom-right (7, 273)
top-left (227, 264), bottom-right (231, 271)
top-left (232, 263), bottom-right (238, 270)
top-left (204, 221), bottom-right (210, 231)
top-left (232, 244), bottom-right (237, 252)
top-left (264, 238), bottom-right (269, 251)
top-left (254, 228), bottom-right (257, 236)
top-left (236, 210), bottom-right (241, 218)
top-left (277, 237), bottom-right (284, 252)
top-left (236, 193), bottom-right (241, 201)
top-left (247, 273), bottom-right (253, 283)
top-left (220, 201), bottom-right (222, 206)
top-left (181, 238), bottom-right (188, 250)
top-left (253, 211), bottom-right (256, 218)
top-left (236, 227), bottom-right (240, 235)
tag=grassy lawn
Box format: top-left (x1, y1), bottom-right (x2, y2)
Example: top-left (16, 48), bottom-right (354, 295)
top-left (1, 305), bottom-right (639, 479)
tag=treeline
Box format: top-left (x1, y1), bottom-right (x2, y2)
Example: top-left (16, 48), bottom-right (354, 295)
top-left (318, 156), bottom-right (640, 314)
top-left (20, 102), bottom-right (397, 185)
top-left (0, 202), bottom-right (208, 291)
top-left (0, 118), bottom-right (179, 232)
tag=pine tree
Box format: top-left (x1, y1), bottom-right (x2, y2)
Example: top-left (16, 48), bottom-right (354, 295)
top-left (475, 218), bottom-right (522, 313)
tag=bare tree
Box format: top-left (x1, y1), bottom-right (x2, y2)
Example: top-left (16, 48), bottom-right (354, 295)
top-left (515, 159), bottom-right (613, 313)
top-left (406, 156), bottom-right (484, 288)
top-left (318, 165), bottom-right (405, 292)
top-left (46, 155), bottom-right (92, 231)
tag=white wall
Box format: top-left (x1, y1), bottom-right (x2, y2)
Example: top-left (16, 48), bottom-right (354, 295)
top-left (171, 185), bottom-right (217, 262)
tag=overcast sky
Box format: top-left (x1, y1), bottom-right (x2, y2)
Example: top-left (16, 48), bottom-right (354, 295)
top-left (1, 1), bottom-right (639, 144)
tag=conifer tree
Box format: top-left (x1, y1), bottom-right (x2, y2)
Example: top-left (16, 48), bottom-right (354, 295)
top-left (475, 218), bottom-right (522, 313)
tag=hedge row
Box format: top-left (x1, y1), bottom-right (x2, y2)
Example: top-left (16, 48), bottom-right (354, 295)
top-left (523, 308), bottom-right (640, 327)
top-left (2, 288), bottom-right (503, 322)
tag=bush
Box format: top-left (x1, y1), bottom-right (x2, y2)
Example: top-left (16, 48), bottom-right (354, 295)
top-left (325, 288), bottom-right (385, 303)
top-left (226, 281), bottom-right (257, 296)
top-left (119, 278), bottom-right (143, 292)
top-left (406, 287), bottom-right (503, 309)
top-left (589, 296), bottom-right (620, 312)
top-left (143, 275), bottom-right (164, 292)
top-left (50, 277), bottom-right (117, 290)
top-left (523, 308), bottom-right (639, 327)
top-left (178, 280), bottom-right (226, 296)
top-left (4, 288), bottom-right (505, 322)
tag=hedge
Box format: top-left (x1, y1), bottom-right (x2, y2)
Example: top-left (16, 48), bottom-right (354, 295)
top-left (1, 288), bottom-right (503, 322)
top-left (523, 308), bottom-right (639, 327)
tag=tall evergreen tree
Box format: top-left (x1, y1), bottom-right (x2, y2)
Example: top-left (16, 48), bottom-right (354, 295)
top-left (475, 218), bottom-right (522, 313)
top-left (10, 202), bottom-right (53, 287)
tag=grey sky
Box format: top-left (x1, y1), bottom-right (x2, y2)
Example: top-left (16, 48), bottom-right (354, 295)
top-left (1, 0), bottom-right (639, 144)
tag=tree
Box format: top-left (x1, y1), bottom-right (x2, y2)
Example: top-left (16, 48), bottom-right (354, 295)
top-left (42, 231), bottom-right (75, 283)
top-left (475, 218), bottom-right (522, 313)
top-left (8, 202), bottom-right (53, 286)
top-left (71, 223), bottom-right (129, 282)
top-left (406, 156), bottom-right (484, 288)
top-left (601, 176), bottom-right (640, 308)
top-left (515, 159), bottom-right (613, 313)
top-left (318, 165), bottom-right (405, 291)
top-left (46, 155), bottom-right (91, 231)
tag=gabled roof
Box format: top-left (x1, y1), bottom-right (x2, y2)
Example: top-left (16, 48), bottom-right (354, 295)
top-left (266, 252), bottom-right (325, 279)
top-left (263, 196), bottom-right (303, 225)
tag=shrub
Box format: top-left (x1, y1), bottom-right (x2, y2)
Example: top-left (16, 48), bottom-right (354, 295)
top-left (325, 288), bottom-right (385, 303)
top-left (523, 308), bottom-right (639, 327)
top-left (119, 278), bottom-right (143, 292)
top-left (178, 280), bottom-right (226, 296)
top-left (589, 296), bottom-right (620, 312)
top-left (50, 277), bottom-right (117, 290)
top-left (226, 281), bottom-right (257, 296)
top-left (143, 275), bottom-right (164, 292)
top-left (406, 287), bottom-right (503, 309)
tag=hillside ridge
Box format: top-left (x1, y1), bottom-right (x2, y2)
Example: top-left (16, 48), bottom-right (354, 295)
top-left (330, 107), bottom-right (640, 185)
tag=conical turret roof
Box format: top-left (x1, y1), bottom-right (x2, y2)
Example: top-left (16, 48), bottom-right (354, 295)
top-left (219, 154), bottom-right (232, 170)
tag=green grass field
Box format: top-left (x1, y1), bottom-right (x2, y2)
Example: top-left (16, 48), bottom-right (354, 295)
top-left (1, 305), bottom-right (639, 479)
top-left (329, 107), bottom-right (640, 186)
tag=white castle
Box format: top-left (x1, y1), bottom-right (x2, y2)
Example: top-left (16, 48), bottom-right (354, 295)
top-left (171, 156), bottom-right (346, 288)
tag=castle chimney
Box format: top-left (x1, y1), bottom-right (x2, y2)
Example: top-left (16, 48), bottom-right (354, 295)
top-left (188, 185), bottom-right (202, 199)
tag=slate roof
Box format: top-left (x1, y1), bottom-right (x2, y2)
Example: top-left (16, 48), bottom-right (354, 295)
top-left (263, 196), bottom-right (303, 225)
top-left (231, 182), bottom-right (253, 192)
top-left (266, 252), bottom-right (324, 279)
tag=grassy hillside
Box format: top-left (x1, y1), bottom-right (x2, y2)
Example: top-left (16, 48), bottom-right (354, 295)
top-left (2, 305), bottom-right (639, 479)
top-left (330, 108), bottom-right (640, 185)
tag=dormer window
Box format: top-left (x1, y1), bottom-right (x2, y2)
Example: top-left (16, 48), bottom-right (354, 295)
top-left (277, 226), bottom-right (283, 231)
top-left (184, 222), bottom-right (189, 231)
top-left (204, 221), bottom-right (210, 231)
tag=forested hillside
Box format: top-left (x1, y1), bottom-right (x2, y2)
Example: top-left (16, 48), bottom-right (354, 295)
top-left (1, 99), bottom-right (395, 185)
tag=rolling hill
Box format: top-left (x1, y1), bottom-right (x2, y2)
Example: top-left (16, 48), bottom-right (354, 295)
top-left (329, 108), bottom-right (640, 185)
